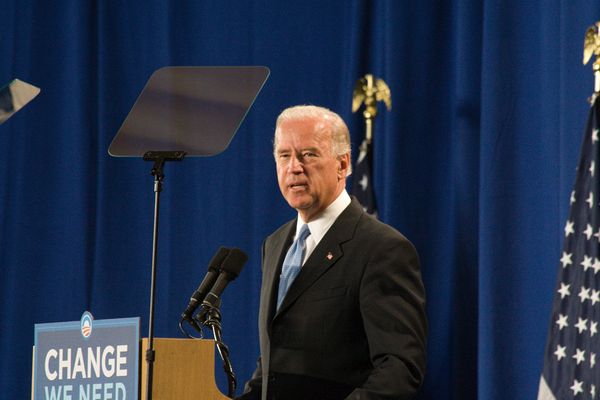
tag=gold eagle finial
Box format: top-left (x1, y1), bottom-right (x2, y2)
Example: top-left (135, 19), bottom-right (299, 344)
top-left (352, 74), bottom-right (391, 143)
top-left (583, 22), bottom-right (600, 100)
top-left (583, 23), bottom-right (600, 65)
top-left (352, 74), bottom-right (391, 119)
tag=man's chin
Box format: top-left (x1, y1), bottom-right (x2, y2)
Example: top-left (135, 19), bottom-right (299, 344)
top-left (287, 201), bottom-right (311, 210)
top-left (285, 197), bottom-right (314, 211)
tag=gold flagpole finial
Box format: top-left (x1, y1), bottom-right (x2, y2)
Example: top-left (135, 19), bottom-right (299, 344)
top-left (583, 22), bottom-right (600, 102)
top-left (352, 74), bottom-right (391, 143)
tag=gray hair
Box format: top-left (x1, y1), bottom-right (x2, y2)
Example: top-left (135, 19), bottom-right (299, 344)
top-left (273, 105), bottom-right (352, 175)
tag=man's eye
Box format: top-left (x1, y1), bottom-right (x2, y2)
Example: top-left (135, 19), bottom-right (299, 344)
top-left (302, 152), bottom-right (316, 158)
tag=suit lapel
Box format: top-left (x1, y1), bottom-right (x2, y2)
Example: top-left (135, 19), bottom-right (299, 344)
top-left (262, 220), bottom-right (295, 323)
top-left (273, 199), bottom-right (363, 317)
top-left (259, 220), bottom-right (295, 398)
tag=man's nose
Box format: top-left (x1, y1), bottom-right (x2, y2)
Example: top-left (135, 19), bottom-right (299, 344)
top-left (288, 155), bottom-right (303, 173)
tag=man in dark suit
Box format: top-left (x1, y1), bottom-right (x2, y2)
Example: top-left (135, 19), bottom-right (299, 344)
top-left (237, 105), bottom-right (427, 400)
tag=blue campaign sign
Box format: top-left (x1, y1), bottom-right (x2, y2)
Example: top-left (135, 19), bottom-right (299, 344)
top-left (33, 312), bottom-right (140, 400)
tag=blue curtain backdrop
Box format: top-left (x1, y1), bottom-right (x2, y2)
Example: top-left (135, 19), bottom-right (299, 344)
top-left (0, 1), bottom-right (598, 399)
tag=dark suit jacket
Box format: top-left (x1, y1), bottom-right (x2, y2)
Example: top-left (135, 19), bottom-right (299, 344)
top-left (238, 198), bottom-right (427, 400)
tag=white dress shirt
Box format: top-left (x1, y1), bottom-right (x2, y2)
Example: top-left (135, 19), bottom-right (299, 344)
top-left (294, 190), bottom-right (351, 265)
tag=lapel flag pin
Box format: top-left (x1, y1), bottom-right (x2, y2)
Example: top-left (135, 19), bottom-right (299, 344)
top-left (327, 252), bottom-right (333, 260)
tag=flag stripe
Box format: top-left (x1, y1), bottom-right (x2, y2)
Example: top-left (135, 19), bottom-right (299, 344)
top-left (538, 376), bottom-right (557, 400)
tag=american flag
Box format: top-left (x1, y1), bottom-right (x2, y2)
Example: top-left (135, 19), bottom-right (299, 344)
top-left (351, 138), bottom-right (377, 216)
top-left (539, 97), bottom-right (600, 399)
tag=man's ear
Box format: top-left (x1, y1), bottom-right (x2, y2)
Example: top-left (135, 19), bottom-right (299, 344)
top-left (338, 153), bottom-right (350, 179)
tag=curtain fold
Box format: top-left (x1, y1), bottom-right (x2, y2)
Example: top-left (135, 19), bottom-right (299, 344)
top-left (1, 1), bottom-right (598, 399)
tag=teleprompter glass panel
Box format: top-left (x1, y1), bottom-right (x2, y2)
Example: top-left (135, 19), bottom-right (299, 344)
top-left (108, 66), bottom-right (270, 157)
top-left (0, 79), bottom-right (41, 125)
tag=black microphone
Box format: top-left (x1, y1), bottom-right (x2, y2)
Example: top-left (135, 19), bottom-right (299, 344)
top-left (201, 248), bottom-right (248, 310)
top-left (181, 246), bottom-right (231, 321)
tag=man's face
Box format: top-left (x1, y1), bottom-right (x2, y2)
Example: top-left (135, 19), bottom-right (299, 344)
top-left (275, 117), bottom-right (349, 222)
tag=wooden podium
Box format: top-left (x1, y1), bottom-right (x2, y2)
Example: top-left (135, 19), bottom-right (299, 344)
top-left (141, 338), bottom-right (230, 399)
top-left (32, 336), bottom-right (230, 399)
top-left (31, 338), bottom-right (229, 400)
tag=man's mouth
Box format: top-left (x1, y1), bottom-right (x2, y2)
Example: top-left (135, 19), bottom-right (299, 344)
top-left (289, 183), bottom-right (308, 190)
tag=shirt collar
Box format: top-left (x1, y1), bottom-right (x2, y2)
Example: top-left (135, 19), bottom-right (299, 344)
top-left (294, 190), bottom-right (351, 243)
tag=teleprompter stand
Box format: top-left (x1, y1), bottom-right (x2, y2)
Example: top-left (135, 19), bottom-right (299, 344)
top-left (142, 150), bottom-right (186, 400)
top-left (108, 66), bottom-right (269, 400)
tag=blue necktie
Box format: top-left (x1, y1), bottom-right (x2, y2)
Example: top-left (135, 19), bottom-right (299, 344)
top-left (277, 224), bottom-right (311, 310)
